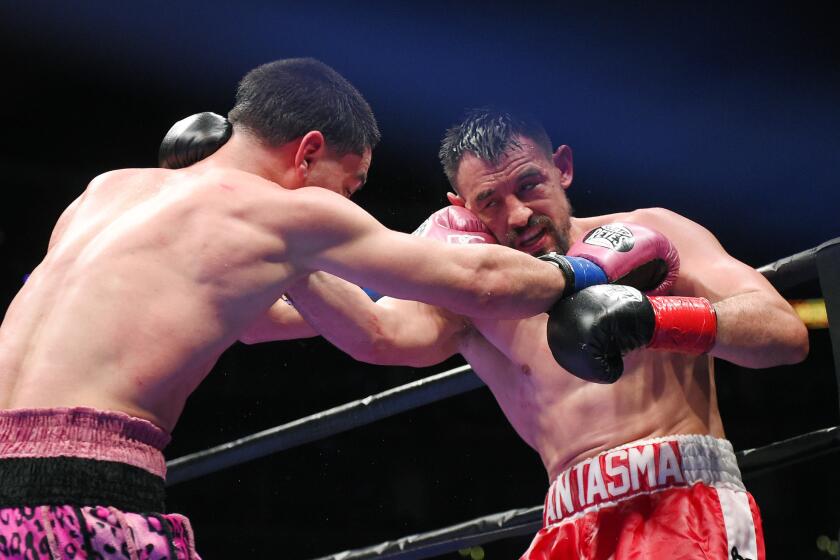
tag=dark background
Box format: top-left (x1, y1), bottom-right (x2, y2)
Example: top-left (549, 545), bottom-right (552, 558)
top-left (1, 1), bottom-right (838, 558)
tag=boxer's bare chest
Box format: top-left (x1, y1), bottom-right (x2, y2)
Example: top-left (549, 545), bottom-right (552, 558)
top-left (460, 314), bottom-right (716, 477)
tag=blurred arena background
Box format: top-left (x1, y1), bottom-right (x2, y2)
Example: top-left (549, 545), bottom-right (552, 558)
top-left (1, 2), bottom-right (838, 557)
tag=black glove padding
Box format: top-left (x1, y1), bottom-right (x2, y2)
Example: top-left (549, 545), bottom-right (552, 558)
top-left (546, 284), bottom-right (655, 384)
top-left (158, 112), bottom-right (232, 169)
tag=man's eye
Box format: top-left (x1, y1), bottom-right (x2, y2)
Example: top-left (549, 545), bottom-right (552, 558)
top-left (520, 183), bottom-right (539, 192)
top-left (483, 200), bottom-right (498, 209)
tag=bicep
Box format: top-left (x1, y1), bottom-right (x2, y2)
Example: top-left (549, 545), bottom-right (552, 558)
top-left (636, 209), bottom-right (809, 365)
top-left (48, 193), bottom-right (85, 250)
top-left (283, 187), bottom-right (475, 302)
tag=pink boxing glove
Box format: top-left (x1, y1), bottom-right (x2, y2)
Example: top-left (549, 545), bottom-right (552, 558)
top-left (567, 223), bottom-right (679, 295)
top-left (412, 206), bottom-right (496, 245)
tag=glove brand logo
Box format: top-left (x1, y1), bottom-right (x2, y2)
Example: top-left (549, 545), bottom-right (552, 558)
top-left (583, 224), bottom-right (635, 252)
top-left (590, 284), bottom-right (644, 303)
top-left (446, 234), bottom-right (490, 244)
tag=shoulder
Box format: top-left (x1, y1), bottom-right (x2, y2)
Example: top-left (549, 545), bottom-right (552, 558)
top-left (622, 207), bottom-right (698, 228)
top-left (188, 167), bottom-right (278, 194)
top-left (577, 208), bottom-right (728, 262)
top-left (162, 167), bottom-right (299, 214)
top-left (614, 207), bottom-right (719, 244)
top-left (574, 207), bottom-right (707, 238)
top-left (189, 170), bottom-right (343, 209)
top-left (84, 168), bottom-right (146, 192)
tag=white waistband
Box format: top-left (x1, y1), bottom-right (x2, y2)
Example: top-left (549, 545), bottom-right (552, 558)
top-left (543, 434), bottom-right (744, 526)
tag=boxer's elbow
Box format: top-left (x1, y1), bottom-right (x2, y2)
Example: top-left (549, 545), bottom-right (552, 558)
top-left (779, 316), bottom-right (810, 365)
top-left (768, 301), bottom-right (811, 366)
top-left (734, 314), bottom-right (809, 369)
top-left (344, 336), bottom-right (405, 366)
top-left (238, 318), bottom-right (319, 344)
top-left (338, 315), bottom-right (404, 365)
top-left (239, 332), bottom-right (262, 345)
top-left (343, 321), bottom-right (448, 368)
top-left (716, 292), bottom-right (811, 368)
top-left (239, 324), bottom-right (271, 345)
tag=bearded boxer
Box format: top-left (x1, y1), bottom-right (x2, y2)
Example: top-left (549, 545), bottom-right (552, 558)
top-left (0, 64), bottom-right (587, 558)
top-left (258, 109), bottom-right (809, 559)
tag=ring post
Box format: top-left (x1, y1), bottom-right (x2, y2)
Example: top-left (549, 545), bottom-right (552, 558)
top-left (815, 238), bottom-right (840, 418)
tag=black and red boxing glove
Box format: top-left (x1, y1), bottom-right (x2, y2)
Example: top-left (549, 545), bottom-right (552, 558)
top-left (537, 223), bottom-right (680, 298)
top-left (546, 284), bottom-right (716, 383)
top-left (158, 112), bottom-right (232, 169)
top-left (412, 206), bottom-right (496, 245)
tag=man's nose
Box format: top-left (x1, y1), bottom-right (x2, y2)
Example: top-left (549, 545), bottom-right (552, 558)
top-left (506, 197), bottom-right (533, 230)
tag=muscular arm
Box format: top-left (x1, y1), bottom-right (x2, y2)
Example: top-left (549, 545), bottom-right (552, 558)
top-left (629, 208), bottom-right (808, 368)
top-left (282, 187), bottom-right (566, 319)
top-left (48, 193), bottom-right (85, 251)
top-left (286, 272), bottom-right (465, 367)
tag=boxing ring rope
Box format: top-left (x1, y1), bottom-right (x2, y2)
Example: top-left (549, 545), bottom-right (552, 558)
top-left (311, 505), bottom-right (546, 560)
top-left (164, 237), bottom-right (840, 557)
top-left (307, 427), bottom-right (840, 560)
top-left (758, 237), bottom-right (840, 414)
top-left (165, 365), bottom-right (482, 486)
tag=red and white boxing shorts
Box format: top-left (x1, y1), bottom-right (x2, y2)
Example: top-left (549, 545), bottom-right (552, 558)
top-left (522, 435), bottom-right (764, 560)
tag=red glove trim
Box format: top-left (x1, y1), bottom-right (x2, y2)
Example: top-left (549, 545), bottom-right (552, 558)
top-left (646, 296), bottom-right (717, 354)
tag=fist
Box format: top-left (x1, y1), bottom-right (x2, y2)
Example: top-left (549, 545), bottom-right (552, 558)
top-left (546, 284), bottom-right (716, 384)
top-left (159, 112), bottom-right (231, 169)
top-left (413, 206), bottom-right (496, 245)
top-left (567, 223), bottom-right (680, 295)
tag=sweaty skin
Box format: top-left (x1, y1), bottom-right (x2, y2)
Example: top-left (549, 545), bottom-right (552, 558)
top-left (279, 138), bottom-right (808, 481)
top-left (462, 210), bottom-right (732, 479)
top-left (0, 166), bottom-right (345, 431)
top-left (0, 133), bottom-right (575, 432)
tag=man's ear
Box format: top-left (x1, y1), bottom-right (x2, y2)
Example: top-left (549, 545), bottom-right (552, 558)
top-left (446, 191), bottom-right (466, 207)
top-left (293, 131), bottom-right (326, 179)
top-left (552, 145), bottom-right (574, 190)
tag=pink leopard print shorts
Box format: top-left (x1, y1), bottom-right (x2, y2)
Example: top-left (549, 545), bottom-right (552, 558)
top-left (0, 408), bottom-right (201, 559)
top-left (0, 505), bottom-right (198, 559)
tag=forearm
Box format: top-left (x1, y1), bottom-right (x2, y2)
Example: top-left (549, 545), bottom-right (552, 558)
top-left (710, 290), bottom-right (809, 368)
top-left (311, 238), bottom-right (568, 320)
top-left (287, 273), bottom-right (463, 367)
top-left (286, 273), bottom-right (395, 363)
top-left (286, 188), bottom-right (567, 320)
top-left (620, 208), bottom-right (810, 369)
top-left (441, 243), bottom-right (567, 319)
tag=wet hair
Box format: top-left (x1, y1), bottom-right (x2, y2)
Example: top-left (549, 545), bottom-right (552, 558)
top-left (228, 58), bottom-right (380, 155)
top-left (438, 108), bottom-right (553, 192)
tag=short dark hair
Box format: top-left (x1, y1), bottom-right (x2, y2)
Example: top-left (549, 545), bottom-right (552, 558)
top-left (228, 58), bottom-right (380, 155)
top-left (438, 108), bottom-right (553, 191)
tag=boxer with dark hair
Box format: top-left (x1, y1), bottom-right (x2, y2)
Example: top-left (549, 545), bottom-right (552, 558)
top-left (0, 65), bottom-right (579, 558)
top-left (228, 58), bottom-right (380, 154)
top-left (272, 108), bottom-right (808, 559)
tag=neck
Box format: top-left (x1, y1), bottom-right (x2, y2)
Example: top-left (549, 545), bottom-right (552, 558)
top-left (198, 130), bottom-right (297, 186)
